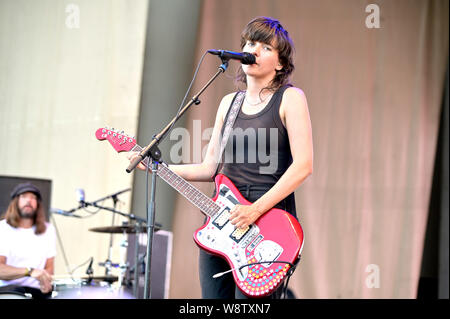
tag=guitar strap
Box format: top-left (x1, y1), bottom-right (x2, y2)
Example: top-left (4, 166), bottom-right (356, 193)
top-left (212, 90), bottom-right (246, 179)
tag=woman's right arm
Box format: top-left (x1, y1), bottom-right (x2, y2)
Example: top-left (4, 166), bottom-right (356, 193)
top-left (129, 93), bottom-right (235, 182)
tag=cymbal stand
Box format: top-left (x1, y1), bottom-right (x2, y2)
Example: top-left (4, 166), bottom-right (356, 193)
top-left (117, 228), bottom-right (129, 290)
top-left (104, 195), bottom-right (118, 276)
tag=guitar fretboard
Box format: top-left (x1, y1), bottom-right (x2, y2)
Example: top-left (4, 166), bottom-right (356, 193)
top-left (132, 145), bottom-right (221, 218)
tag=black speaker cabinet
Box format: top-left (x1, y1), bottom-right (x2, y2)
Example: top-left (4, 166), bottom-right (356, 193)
top-left (126, 230), bottom-right (173, 299)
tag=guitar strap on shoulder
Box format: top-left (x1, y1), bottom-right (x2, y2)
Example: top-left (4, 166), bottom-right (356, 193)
top-left (212, 90), bottom-right (246, 180)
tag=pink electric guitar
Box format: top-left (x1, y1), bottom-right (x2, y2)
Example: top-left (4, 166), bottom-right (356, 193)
top-left (95, 127), bottom-right (304, 297)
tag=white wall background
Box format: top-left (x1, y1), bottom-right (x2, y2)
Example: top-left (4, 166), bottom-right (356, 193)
top-left (0, 0), bottom-right (148, 278)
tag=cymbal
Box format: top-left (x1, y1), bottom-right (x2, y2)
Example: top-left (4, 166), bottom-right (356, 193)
top-left (53, 275), bottom-right (119, 283)
top-left (82, 276), bottom-right (118, 283)
top-left (88, 225), bottom-right (160, 234)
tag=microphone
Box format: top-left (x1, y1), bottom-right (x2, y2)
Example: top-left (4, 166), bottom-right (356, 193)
top-left (86, 257), bottom-right (94, 275)
top-left (50, 208), bottom-right (81, 218)
top-left (208, 50), bottom-right (256, 65)
top-left (86, 257), bottom-right (94, 283)
top-left (76, 188), bottom-right (85, 207)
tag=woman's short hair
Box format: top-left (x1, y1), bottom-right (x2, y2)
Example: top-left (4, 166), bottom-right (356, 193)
top-left (236, 16), bottom-right (295, 91)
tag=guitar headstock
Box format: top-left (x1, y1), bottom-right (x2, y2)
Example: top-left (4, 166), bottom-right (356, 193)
top-left (95, 127), bottom-right (136, 153)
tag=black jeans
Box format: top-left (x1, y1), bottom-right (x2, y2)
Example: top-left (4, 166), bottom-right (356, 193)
top-left (199, 184), bottom-right (289, 299)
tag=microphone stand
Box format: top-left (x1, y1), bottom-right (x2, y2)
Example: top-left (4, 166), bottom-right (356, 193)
top-left (126, 59), bottom-right (229, 299)
top-left (92, 188), bottom-right (132, 204)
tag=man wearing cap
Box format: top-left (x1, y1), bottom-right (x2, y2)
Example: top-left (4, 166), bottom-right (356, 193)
top-left (0, 182), bottom-right (56, 299)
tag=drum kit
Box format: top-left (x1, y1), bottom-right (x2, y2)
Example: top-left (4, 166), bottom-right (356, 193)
top-left (0, 188), bottom-right (160, 300)
top-left (51, 221), bottom-right (161, 299)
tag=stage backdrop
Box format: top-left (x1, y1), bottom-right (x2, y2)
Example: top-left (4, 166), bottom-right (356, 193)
top-left (168, 0), bottom-right (449, 298)
top-left (0, 0), bottom-right (148, 279)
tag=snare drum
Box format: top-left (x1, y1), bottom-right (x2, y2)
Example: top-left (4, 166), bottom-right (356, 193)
top-left (0, 286), bottom-right (32, 299)
top-left (51, 277), bottom-right (83, 298)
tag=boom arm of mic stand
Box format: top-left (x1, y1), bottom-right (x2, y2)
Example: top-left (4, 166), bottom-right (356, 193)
top-left (68, 199), bottom-right (146, 224)
top-left (86, 201), bottom-right (147, 224)
top-left (126, 61), bottom-right (228, 173)
top-left (92, 188), bottom-right (132, 205)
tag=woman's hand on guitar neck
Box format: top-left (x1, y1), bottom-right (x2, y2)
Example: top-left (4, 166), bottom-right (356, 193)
top-left (127, 152), bottom-right (149, 171)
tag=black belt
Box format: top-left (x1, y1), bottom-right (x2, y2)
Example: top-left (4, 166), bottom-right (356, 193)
top-left (235, 184), bottom-right (274, 198)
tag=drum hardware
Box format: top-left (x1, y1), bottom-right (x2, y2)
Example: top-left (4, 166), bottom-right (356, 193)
top-left (82, 275), bottom-right (118, 283)
top-left (51, 276), bottom-right (134, 299)
top-left (55, 187), bottom-right (161, 298)
top-left (85, 256), bottom-right (94, 283)
top-left (88, 224), bottom-right (160, 234)
top-left (97, 261), bottom-right (126, 279)
top-left (91, 221), bottom-right (149, 297)
top-left (117, 231), bottom-right (128, 288)
top-left (54, 188), bottom-right (139, 276)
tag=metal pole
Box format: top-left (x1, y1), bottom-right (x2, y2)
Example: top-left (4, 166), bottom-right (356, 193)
top-left (143, 161), bottom-right (158, 299)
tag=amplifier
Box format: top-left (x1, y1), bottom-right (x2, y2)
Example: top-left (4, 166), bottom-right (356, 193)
top-left (126, 230), bottom-right (173, 299)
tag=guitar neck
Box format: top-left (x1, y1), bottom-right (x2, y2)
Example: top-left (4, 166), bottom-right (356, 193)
top-left (132, 145), bottom-right (220, 218)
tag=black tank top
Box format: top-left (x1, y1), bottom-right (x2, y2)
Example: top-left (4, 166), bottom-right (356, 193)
top-left (216, 85), bottom-right (297, 218)
top-left (218, 85), bottom-right (292, 186)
